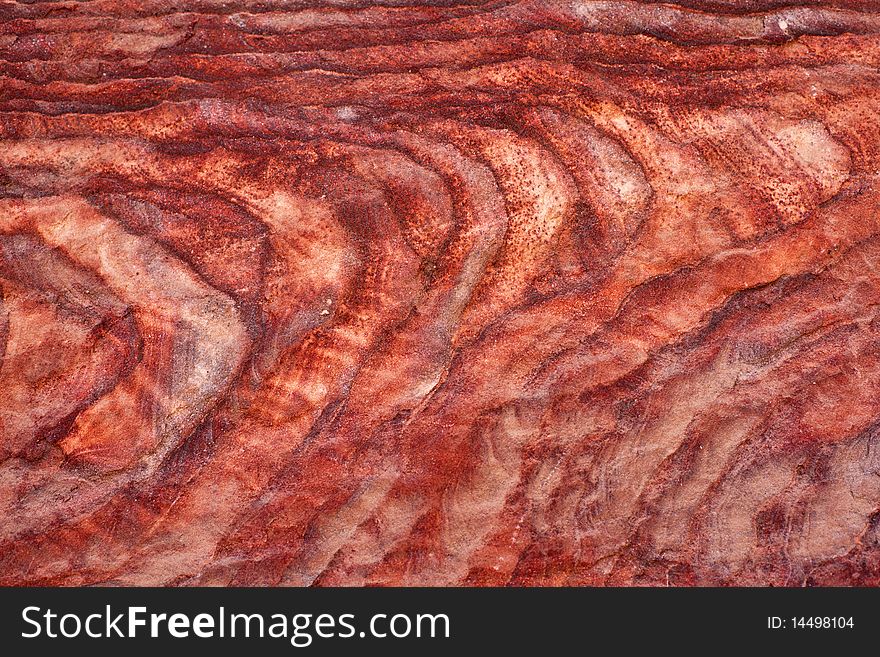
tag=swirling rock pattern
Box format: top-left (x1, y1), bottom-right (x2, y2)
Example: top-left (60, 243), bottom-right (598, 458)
top-left (1, 0), bottom-right (879, 587)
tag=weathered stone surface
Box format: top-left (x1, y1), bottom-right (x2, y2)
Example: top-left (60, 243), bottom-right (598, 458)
top-left (1, 0), bottom-right (879, 586)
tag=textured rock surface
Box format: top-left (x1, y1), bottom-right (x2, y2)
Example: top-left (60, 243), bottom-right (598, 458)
top-left (1, 0), bottom-right (880, 586)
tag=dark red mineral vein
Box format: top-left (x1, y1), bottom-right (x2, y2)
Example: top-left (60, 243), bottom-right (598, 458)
top-left (0, 0), bottom-right (879, 586)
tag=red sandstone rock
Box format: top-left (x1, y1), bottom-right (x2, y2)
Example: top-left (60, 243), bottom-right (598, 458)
top-left (1, 0), bottom-right (879, 586)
